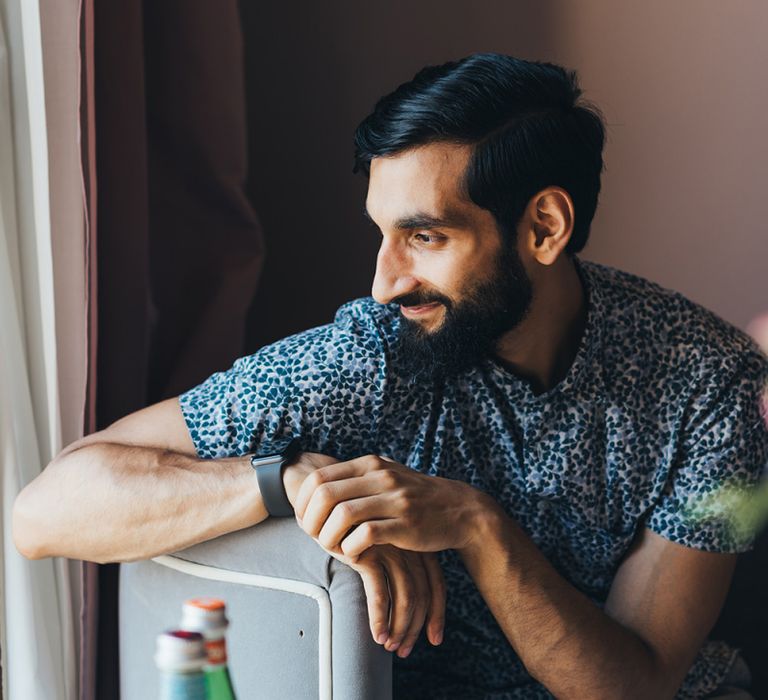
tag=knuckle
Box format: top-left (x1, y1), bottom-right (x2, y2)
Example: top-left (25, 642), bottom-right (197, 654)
top-left (306, 470), bottom-right (326, 490)
top-left (398, 593), bottom-right (415, 613)
top-left (315, 483), bottom-right (334, 505)
top-left (379, 469), bottom-right (399, 489)
top-left (369, 593), bottom-right (388, 610)
top-left (317, 529), bottom-right (334, 548)
top-left (335, 500), bottom-right (355, 521)
top-left (398, 492), bottom-right (416, 519)
top-left (362, 454), bottom-right (382, 470)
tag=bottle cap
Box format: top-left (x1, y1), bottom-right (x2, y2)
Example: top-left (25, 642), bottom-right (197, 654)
top-left (182, 597), bottom-right (229, 637)
top-left (155, 630), bottom-right (207, 673)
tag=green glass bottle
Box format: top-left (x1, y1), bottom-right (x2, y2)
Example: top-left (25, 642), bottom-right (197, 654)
top-left (181, 597), bottom-right (238, 700)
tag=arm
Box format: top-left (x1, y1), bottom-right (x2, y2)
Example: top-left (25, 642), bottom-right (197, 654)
top-left (12, 397), bottom-right (271, 563)
top-left (12, 401), bottom-right (445, 653)
top-left (292, 455), bottom-right (736, 690)
top-left (460, 501), bottom-right (736, 699)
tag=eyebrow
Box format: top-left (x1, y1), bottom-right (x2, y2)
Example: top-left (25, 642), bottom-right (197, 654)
top-left (363, 206), bottom-right (470, 231)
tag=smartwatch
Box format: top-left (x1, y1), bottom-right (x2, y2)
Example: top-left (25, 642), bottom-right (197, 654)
top-left (249, 438), bottom-right (302, 517)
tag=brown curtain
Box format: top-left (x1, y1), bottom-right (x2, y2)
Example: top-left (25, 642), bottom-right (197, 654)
top-left (81, 1), bottom-right (264, 697)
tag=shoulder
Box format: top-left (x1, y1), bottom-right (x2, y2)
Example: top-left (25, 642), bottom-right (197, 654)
top-left (234, 297), bottom-right (400, 375)
top-left (332, 297), bottom-right (401, 353)
top-left (581, 259), bottom-right (767, 388)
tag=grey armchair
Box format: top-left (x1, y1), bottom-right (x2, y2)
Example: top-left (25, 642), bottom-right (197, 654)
top-left (120, 518), bottom-right (766, 699)
top-left (119, 518), bottom-right (392, 699)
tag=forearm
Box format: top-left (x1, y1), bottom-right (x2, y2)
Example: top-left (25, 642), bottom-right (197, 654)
top-left (13, 442), bottom-right (266, 563)
top-left (460, 502), bottom-right (668, 699)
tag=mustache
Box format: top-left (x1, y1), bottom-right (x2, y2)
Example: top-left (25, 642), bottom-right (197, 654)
top-left (393, 290), bottom-right (453, 308)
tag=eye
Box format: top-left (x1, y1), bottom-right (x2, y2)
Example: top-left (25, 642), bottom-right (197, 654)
top-left (413, 232), bottom-right (443, 244)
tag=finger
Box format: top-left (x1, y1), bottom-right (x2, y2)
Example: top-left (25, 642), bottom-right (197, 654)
top-left (421, 553), bottom-right (446, 646)
top-left (355, 556), bottom-right (391, 645)
top-left (341, 519), bottom-right (399, 558)
top-left (316, 495), bottom-right (396, 551)
top-left (382, 551), bottom-right (418, 653)
top-left (293, 455), bottom-right (384, 518)
top-left (301, 473), bottom-right (396, 538)
top-left (396, 553), bottom-right (429, 658)
top-left (293, 463), bottom-right (363, 520)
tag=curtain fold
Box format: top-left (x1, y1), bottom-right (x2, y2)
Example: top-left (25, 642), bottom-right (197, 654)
top-left (79, 0), bottom-right (99, 695)
top-left (0, 0), bottom-right (80, 697)
top-left (86, 2), bottom-right (264, 696)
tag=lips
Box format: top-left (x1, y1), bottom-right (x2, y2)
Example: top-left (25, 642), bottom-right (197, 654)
top-left (400, 302), bottom-right (441, 316)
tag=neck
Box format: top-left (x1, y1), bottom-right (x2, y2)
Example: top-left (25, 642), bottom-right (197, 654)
top-left (495, 255), bottom-right (587, 395)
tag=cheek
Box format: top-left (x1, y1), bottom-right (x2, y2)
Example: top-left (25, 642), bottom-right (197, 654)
top-left (414, 255), bottom-right (466, 297)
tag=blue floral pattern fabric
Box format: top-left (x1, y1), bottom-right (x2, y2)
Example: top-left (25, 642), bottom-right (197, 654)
top-left (179, 258), bottom-right (768, 699)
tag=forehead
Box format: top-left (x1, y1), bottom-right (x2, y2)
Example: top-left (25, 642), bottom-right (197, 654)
top-left (365, 142), bottom-right (475, 224)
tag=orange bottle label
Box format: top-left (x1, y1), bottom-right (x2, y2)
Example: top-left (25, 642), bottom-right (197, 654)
top-left (206, 638), bottom-right (227, 665)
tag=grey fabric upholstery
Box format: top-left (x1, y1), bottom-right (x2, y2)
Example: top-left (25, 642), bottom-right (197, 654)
top-left (119, 518), bottom-right (392, 699)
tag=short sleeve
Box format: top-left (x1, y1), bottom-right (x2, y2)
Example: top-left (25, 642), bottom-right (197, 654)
top-left (647, 348), bottom-right (768, 552)
top-left (177, 299), bottom-right (391, 460)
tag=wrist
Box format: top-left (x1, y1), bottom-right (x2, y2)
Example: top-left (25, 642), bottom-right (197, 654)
top-left (282, 461), bottom-right (309, 508)
top-left (457, 487), bottom-right (508, 555)
top-left (250, 439), bottom-right (301, 517)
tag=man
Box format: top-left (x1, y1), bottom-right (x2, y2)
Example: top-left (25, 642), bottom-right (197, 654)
top-left (14, 54), bottom-right (768, 698)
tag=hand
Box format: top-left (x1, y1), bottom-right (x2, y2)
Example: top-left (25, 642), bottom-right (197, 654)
top-left (283, 452), bottom-right (446, 656)
top-left (293, 454), bottom-right (494, 558)
top-left (328, 544), bottom-right (445, 657)
top-left (282, 452), bottom-right (339, 507)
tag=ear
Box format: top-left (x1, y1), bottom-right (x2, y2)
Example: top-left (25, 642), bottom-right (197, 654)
top-left (519, 187), bottom-right (575, 265)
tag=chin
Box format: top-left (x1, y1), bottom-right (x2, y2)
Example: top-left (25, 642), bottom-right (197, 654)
top-left (409, 313), bottom-right (446, 336)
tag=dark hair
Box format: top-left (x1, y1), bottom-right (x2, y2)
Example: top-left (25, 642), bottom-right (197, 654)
top-left (353, 53), bottom-right (606, 254)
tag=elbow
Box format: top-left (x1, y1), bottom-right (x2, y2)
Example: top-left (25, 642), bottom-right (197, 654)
top-left (12, 483), bottom-right (50, 560)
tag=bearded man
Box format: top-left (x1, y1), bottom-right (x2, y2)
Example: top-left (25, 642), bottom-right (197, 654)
top-left (15, 53), bottom-right (767, 699)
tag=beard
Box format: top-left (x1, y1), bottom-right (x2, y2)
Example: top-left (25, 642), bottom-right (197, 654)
top-left (394, 239), bottom-right (534, 383)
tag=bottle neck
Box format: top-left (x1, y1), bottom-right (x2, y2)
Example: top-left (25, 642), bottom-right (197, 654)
top-left (204, 635), bottom-right (228, 667)
top-left (204, 663), bottom-right (237, 699)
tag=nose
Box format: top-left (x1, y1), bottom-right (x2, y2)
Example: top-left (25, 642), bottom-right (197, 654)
top-left (371, 238), bottom-right (419, 305)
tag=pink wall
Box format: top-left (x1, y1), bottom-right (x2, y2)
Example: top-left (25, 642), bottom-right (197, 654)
top-left (546, 1), bottom-right (768, 331)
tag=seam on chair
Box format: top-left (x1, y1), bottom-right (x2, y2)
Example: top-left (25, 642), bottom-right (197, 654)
top-left (152, 554), bottom-right (332, 700)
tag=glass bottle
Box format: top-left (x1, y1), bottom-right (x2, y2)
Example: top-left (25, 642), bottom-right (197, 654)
top-left (181, 597), bottom-right (238, 700)
top-left (155, 630), bottom-right (208, 700)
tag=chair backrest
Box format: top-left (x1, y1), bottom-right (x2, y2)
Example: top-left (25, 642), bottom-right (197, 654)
top-left (119, 518), bottom-right (392, 699)
top-left (710, 526), bottom-right (768, 698)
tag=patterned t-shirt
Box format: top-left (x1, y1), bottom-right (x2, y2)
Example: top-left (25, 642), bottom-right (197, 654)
top-left (179, 258), bottom-right (768, 699)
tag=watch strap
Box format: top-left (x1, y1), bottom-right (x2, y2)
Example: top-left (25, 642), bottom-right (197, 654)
top-left (250, 439), bottom-right (301, 517)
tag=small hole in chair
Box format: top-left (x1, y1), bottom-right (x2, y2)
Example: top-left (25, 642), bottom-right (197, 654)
top-left (299, 629), bottom-right (304, 638)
